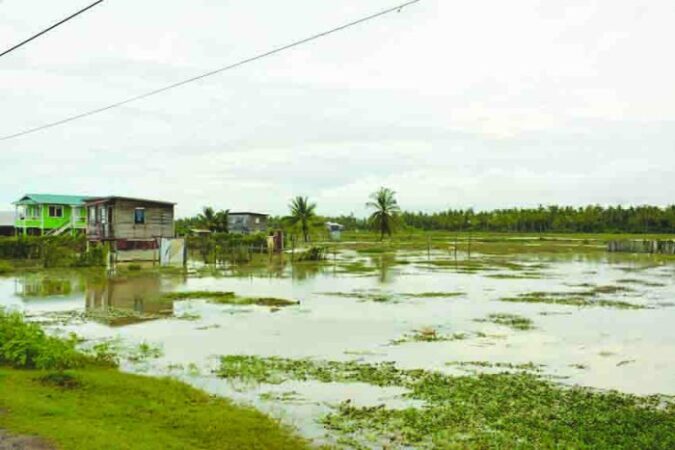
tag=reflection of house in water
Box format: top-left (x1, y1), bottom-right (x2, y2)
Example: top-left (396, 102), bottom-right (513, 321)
top-left (85, 275), bottom-right (174, 326)
top-left (15, 275), bottom-right (81, 297)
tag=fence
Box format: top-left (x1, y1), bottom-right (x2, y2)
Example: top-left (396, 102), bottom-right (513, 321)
top-left (607, 240), bottom-right (675, 254)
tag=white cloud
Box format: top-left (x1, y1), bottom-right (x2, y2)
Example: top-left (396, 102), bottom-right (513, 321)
top-left (1, 0), bottom-right (674, 216)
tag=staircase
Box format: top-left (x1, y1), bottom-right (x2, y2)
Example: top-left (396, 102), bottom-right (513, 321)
top-left (47, 221), bottom-right (73, 236)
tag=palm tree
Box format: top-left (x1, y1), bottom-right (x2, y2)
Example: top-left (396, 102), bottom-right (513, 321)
top-left (285, 196), bottom-right (317, 242)
top-left (198, 206), bottom-right (216, 232)
top-left (367, 187), bottom-right (400, 240)
top-left (199, 206), bottom-right (229, 233)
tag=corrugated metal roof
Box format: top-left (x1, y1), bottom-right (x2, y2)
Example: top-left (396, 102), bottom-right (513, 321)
top-left (0, 211), bottom-right (15, 227)
top-left (85, 196), bottom-right (175, 206)
top-left (13, 194), bottom-right (93, 206)
top-left (228, 212), bottom-right (269, 217)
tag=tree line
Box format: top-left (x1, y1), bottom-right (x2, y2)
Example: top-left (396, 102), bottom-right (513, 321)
top-left (326, 205), bottom-right (675, 234)
top-left (177, 196), bottom-right (675, 237)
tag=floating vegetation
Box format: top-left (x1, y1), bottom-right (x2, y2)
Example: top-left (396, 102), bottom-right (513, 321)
top-left (570, 363), bottom-right (589, 370)
top-left (475, 313), bottom-right (535, 331)
top-left (616, 278), bottom-right (667, 288)
top-left (402, 291), bottom-right (464, 298)
top-left (318, 290), bottom-right (464, 303)
top-left (162, 291), bottom-right (298, 307)
top-left (128, 342), bottom-right (163, 362)
top-left (445, 360), bottom-right (544, 372)
top-left (259, 390), bottom-right (308, 403)
top-left (500, 291), bottom-right (647, 309)
top-left (216, 356), bottom-right (412, 386)
top-left (337, 261), bottom-right (375, 274)
top-left (84, 307), bottom-right (171, 326)
top-left (317, 291), bottom-right (395, 303)
top-left (216, 356), bottom-right (675, 448)
top-left (390, 327), bottom-right (468, 345)
top-left (174, 311), bottom-right (201, 321)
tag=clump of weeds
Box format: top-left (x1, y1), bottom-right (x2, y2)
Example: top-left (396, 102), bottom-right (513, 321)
top-left (475, 313), bottom-right (535, 331)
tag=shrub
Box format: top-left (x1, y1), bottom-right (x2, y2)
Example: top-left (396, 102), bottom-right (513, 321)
top-left (297, 246), bottom-right (326, 261)
top-left (0, 260), bottom-right (13, 274)
top-left (0, 309), bottom-right (87, 370)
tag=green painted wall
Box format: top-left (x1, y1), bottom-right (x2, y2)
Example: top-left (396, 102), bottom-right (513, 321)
top-left (15, 204), bottom-right (87, 234)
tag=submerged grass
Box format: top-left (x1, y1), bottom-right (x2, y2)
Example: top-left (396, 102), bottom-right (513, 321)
top-left (475, 313), bottom-right (535, 331)
top-left (162, 291), bottom-right (298, 307)
top-left (216, 355), bottom-right (675, 449)
top-left (500, 290), bottom-right (647, 309)
top-left (390, 327), bottom-right (468, 345)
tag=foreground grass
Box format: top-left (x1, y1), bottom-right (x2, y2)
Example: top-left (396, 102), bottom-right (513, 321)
top-left (217, 355), bottom-right (675, 449)
top-left (0, 368), bottom-right (310, 450)
top-left (0, 310), bottom-right (310, 449)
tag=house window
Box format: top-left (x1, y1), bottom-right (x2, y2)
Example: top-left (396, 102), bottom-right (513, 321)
top-left (48, 205), bottom-right (63, 218)
top-left (89, 206), bottom-right (97, 224)
top-left (99, 207), bottom-right (107, 224)
top-left (134, 208), bottom-right (145, 225)
top-left (255, 217), bottom-right (260, 224)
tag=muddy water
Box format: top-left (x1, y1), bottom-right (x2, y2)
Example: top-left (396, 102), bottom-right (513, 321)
top-left (1, 251), bottom-right (673, 444)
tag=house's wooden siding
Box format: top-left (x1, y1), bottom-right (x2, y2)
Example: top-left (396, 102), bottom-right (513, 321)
top-left (111, 199), bottom-right (174, 240)
top-left (87, 199), bottom-right (174, 241)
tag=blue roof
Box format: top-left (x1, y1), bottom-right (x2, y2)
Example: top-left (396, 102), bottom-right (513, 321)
top-left (13, 194), bottom-right (94, 206)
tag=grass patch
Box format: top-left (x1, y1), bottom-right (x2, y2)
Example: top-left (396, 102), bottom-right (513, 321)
top-left (0, 310), bottom-right (309, 449)
top-left (317, 290), bottom-right (396, 303)
top-left (216, 355), bottom-right (412, 386)
top-left (402, 291), bottom-right (464, 298)
top-left (216, 355), bottom-right (675, 449)
top-left (475, 313), bottom-right (535, 331)
top-left (500, 291), bottom-right (647, 309)
top-left (390, 328), bottom-right (468, 345)
top-left (445, 360), bottom-right (544, 372)
top-left (0, 368), bottom-right (310, 450)
top-left (162, 291), bottom-right (298, 307)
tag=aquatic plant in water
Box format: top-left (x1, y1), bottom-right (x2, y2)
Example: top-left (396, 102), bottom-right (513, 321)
top-left (215, 355), bottom-right (675, 448)
top-left (475, 313), bottom-right (535, 331)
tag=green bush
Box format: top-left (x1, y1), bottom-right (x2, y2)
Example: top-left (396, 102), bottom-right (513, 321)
top-left (0, 260), bottom-right (13, 274)
top-left (296, 246), bottom-right (326, 261)
top-left (0, 309), bottom-right (88, 370)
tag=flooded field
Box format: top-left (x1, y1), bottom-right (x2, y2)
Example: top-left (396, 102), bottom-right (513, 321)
top-left (1, 247), bottom-right (674, 447)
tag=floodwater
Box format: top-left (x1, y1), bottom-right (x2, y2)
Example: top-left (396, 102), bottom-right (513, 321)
top-left (1, 250), bottom-right (674, 445)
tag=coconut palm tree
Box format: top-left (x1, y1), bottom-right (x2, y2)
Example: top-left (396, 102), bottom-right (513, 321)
top-left (367, 187), bottom-right (400, 240)
top-left (285, 196), bottom-right (317, 242)
top-left (199, 206), bottom-right (229, 233)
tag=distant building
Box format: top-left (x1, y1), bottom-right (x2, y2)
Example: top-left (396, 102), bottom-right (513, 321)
top-left (326, 221), bottom-right (345, 241)
top-left (13, 194), bottom-right (93, 236)
top-left (0, 211), bottom-right (15, 236)
top-left (228, 212), bottom-right (268, 234)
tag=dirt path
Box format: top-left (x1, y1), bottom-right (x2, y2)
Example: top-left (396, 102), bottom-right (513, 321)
top-left (0, 431), bottom-right (54, 450)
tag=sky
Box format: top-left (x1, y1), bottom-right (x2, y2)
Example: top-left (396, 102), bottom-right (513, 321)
top-left (1, 0), bottom-right (674, 218)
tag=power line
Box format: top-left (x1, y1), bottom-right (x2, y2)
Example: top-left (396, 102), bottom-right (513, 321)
top-left (0, 0), bottom-right (421, 142)
top-left (0, 0), bottom-right (105, 59)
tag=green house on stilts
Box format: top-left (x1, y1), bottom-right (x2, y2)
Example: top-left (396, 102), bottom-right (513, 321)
top-left (13, 194), bottom-right (94, 236)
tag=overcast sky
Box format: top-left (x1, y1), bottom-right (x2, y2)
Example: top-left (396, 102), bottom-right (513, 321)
top-left (1, 0), bottom-right (673, 217)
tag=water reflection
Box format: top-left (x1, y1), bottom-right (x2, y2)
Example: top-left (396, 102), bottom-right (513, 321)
top-left (85, 275), bottom-right (175, 326)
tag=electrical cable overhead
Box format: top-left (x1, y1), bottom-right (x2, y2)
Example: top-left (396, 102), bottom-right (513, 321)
top-left (0, 0), bottom-right (421, 142)
top-left (0, 0), bottom-right (105, 59)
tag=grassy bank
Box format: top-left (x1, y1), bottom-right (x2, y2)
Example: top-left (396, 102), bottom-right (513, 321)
top-left (0, 310), bottom-right (310, 449)
top-left (0, 368), bottom-right (310, 450)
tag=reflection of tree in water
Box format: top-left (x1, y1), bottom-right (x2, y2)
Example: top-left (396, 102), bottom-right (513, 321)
top-left (15, 271), bottom-right (95, 298)
top-left (371, 253), bottom-right (397, 283)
